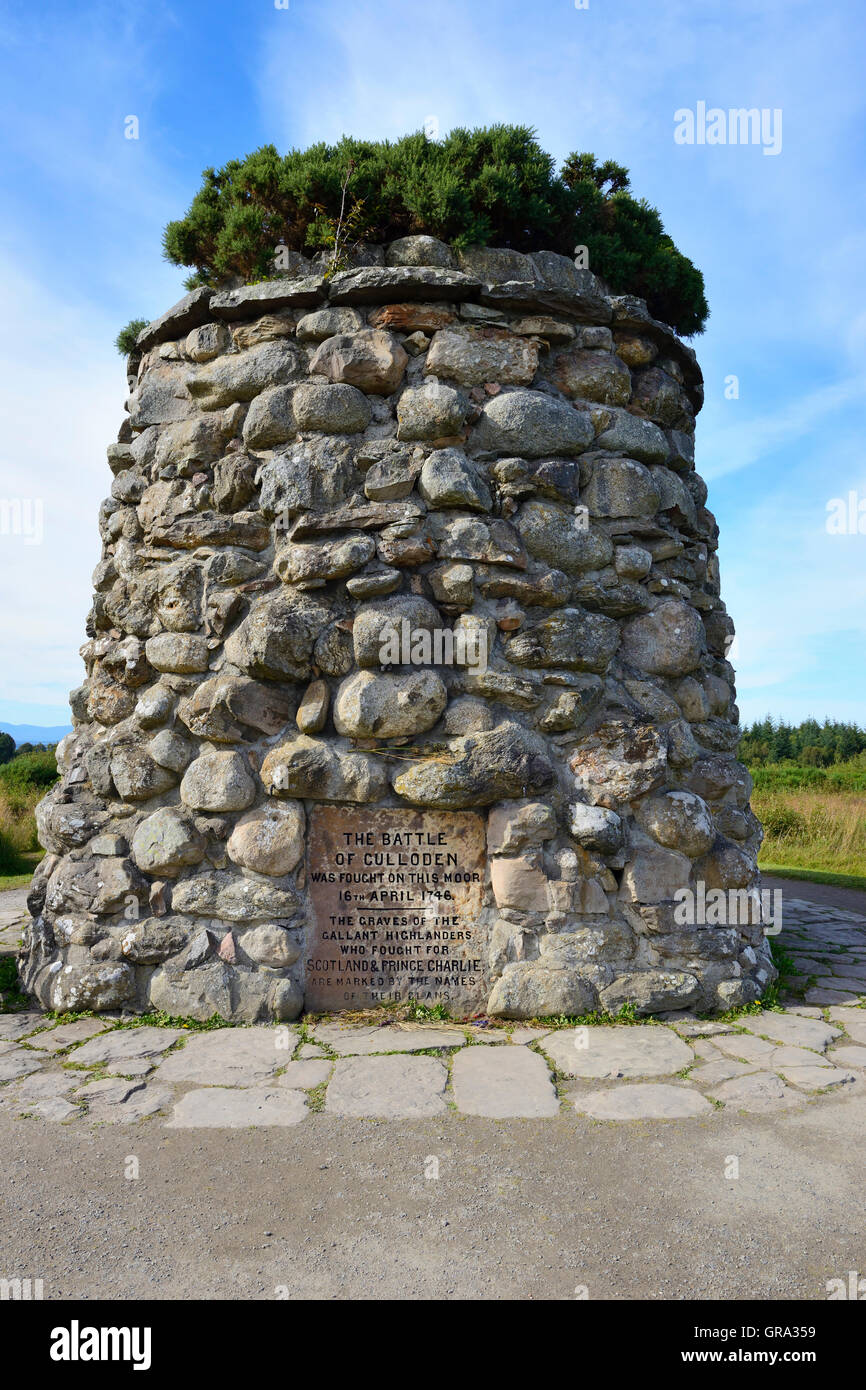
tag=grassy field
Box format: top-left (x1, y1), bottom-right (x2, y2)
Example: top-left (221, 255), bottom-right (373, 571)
top-left (753, 786), bottom-right (866, 884)
top-left (0, 783), bottom-right (43, 889)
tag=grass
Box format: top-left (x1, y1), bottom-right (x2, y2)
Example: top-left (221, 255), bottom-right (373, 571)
top-left (0, 953), bottom-right (28, 1011)
top-left (753, 786), bottom-right (866, 880)
top-left (0, 781), bottom-right (44, 883)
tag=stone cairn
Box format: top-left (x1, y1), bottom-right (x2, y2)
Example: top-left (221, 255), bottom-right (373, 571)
top-left (20, 236), bottom-right (773, 1022)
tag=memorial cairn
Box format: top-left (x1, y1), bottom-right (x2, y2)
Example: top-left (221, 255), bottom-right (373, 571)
top-left (20, 237), bottom-right (773, 1022)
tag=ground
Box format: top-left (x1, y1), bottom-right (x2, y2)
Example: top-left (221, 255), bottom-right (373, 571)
top-left (2, 879), bottom-right (866, 1300)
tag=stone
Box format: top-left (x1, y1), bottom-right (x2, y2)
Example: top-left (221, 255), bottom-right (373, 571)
top-left (452, 1046), bottom-right (559, 1118)
top-left (827, 1045), bottom-right (866, 1068)
top-left (364, 449), bottom-right (424, 501)
top-left (77, 1077), bottom-right (175, 1123)
top-left (324, 1055), bottom-right (448, 1118)
top-left (180, 748), bottom-right (256, 812)
top-left (156, 1027), bottom-right (290, 1085)
top-left (515, 500), bottom-right (612, 574)
top-left (296, 679), bottom-right (330, 734)
top-left (109, 746), bottom-right (178, 801)
top-left (276, 1059), bottom-right (332, 1088)
top-left (593, 407), bottom-right (669, 464)
top-left (396, 381), bottom-right (468, 440)
top-left (310, 329), bottom-right (407, 395)
top-left (737, 1011), bottom-right (839, 1051)
top-left (570, 1083), bottom-right (712, 1120)
top-left (708, 1072), bottom-right (803, 1112)
top-left (487, 800), bottom-right (557, 855)
top-left (352, 595), bottom-right (442, 667)
top-left (227, 803), bottom-right (305, 876)
top-left (120, 918), bottom-right (192, 965)
top-left (45, 959), bottom-right (135, 1013)
top-left (543, 1025), bottom-right (693, 1078)
top-left (487, 964), bottom-right (597, 1019)
top-left (635, 791), bottom-right (715, 857)
top-left (137, 287), bottom-right (214, 352)
top-left (419, 448), bottom-right (491, 510)
top-left (369, 301), bottom-right (457, 334)
top-left (599, 970), bottom-right (700, 1014)
top-left (393, 722), bottom-right (554, 809)
top-left (546, 347), bottom-right (631, 404)
top-left (131, 808), bottom-right (206, 876)
top-left (0, 1049), bottom-right (43, 1082)
top-left (224, 591), bottom-right (337, 682)
top-left (310, 1022), bottom-right (467, 1055)
top-left (777, 1065), bottom-right (855, 1091)
top-left (305, 806), bottom-right (486, 1013)
top-left (571, 720), bottom-right (667, 807)
top-left (567, 803), bottom-right (623, 853)
top-left (620, 600), bottom-right (705, 677)
top-left (333, 669), bottom-right (447, 738)
top-left (504, 607), bottom-right (619, 673)
top-left (583, 456), bottom-right (660, 518)
top-left (473, 390), bottom-right (594, 457)
top-left (187, 340), bottom-right (302, 410)
top-left (240, 924), bottom-right (301, 969)
top-left (242, 386), bottom-right (297, 448)
top-left (261, 736), bottom-right (387, 803)
top-left (326, 265), bottom-right (480, 304)
top-left (276, 532), bottom-right (375, 583)
top-left (425, 325), bottom-right (539, 386)
top-left (74, 1026), bottom-right (184, 1075)
top-left (386, 235), bottom-right (455, 268)
top-left (0, 1013), bottom-right (44, 1042)
top-left (490, 855), bottom-right (549, 912)
top-left (177, 676), bottom-right (292, 743)
top-left (166, 1087), bottom-right (308, 1127)
top-left (295, 306), bottom-right (365, 341)
top-left (292, 382), bottom-right (371, 433)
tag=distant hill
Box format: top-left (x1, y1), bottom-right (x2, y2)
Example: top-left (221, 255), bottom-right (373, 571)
top-left (0, 722), bottom-right (72, 747)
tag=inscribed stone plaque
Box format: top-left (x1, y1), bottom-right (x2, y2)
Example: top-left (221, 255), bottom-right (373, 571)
top-left (305, 806), bottom-right (487, 1014)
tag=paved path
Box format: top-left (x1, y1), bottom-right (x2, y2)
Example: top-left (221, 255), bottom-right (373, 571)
top-left (3, 884), bottom-right (866, 1298)
top-left (2, 885), bottom-right (866, 1126)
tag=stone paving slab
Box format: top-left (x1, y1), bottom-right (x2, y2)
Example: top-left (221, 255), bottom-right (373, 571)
top-left (777, 1065), bottom-right (856, 1092)
top-left (451, 1045), bottom-right (559, 1118)
top-left (570, 1083), bottom-right (713, 1121)
top-left (805, 986), bottom-right (859, 1005)
top-left (708, 1072), bottom-right (803, 1113)
top-left (276, 1059), bottom-right (332, 1089)
top-left (0, 1012), bottom-right (45, 1041)
top-left (325, 1055), bottom-right (448, 1118)
top-left (689, 1058), bottom-right (763, 1085)
top-left (310, 1021), bottom-right (467, 1055)
top-left (166, 1087), bottom-right (308, 1128)
top-left (0, 1048), bottom-right (43, 1082)
top-left (74, 1077), bottom-right (175, 1123)
top-left (73, 1026), bottom-right (184, 1076)
top-left (828, 1044), bottom-right (866, 1068)
top-left (737, 1010), bottom-right (839, 1051)
top-left (711, 1034), bottom-right (832, 1068)
top-left (542, 1025), bottom-right (693, 1079)
top-left (155, 1028), bottom-right (291, 1085)
top-left (28, 1019), bottom-right (111, 1052)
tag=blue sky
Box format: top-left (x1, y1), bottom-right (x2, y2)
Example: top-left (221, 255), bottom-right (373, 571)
top-left (0, 0), bottom-right (864, 730)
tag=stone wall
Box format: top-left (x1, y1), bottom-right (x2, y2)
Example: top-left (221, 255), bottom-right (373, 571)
top-left (19, 235), bottom-right (773, 1021)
